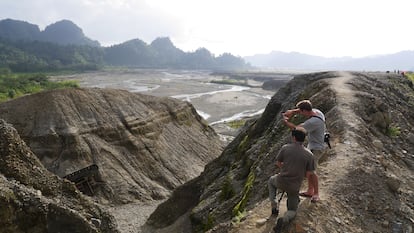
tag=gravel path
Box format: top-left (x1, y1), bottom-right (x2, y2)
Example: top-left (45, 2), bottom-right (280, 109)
top-left (105, 201), bottom-right (162, 233)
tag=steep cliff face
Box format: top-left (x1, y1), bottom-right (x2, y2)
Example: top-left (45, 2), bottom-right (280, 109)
top-left (0, 119), bottom-right (119, 233)
top-left (145, 72), bottom-right (414, 233)
top-left (0, 88), bottom-right (222, 203)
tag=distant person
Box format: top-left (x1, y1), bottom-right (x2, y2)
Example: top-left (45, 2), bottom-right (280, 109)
top-left (268, 127), bottom-right (316, 233)
top-left (282, 100), bottom-right (326, 202)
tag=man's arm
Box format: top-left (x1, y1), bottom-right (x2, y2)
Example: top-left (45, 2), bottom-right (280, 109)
top-left (282, 109), bottom-right (302, 129)
top-left (283, 108), bottom-right (300, 118)
top-left (275, 147), bottom-right (285, 168)
top-left (284, 120), bottom-right (297, 130)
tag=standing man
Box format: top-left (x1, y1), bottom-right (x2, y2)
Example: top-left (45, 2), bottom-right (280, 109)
top-left (268, 127), bottom-right (316, 233)
top-left (282, 99), bottom-right (326, 202)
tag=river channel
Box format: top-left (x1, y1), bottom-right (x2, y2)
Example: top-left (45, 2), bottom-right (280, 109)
top-left (53, 69), bottom-right (291, 141)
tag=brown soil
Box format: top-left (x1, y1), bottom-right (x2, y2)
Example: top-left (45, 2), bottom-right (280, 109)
top-left (214, 71), bottom-right (414, 233)
top-left (37, 71), bottom-right (412, 233)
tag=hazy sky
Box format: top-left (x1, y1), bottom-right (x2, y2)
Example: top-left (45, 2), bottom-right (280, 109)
top-left (1, 0), bottom-right (413, 57)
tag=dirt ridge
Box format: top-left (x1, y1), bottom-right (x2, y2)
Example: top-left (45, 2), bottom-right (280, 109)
top-left (226, 71), bottom-right (414, 233)
top-left (145, 71), bottom-right (414, 233)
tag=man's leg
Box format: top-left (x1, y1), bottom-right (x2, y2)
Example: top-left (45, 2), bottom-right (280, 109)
top-left (302, 173), bottom-right (314, 196)
top-left (274, 192), bottom-right (299, 233)
top-left (286, 192), bottom-right (300, 212)
top-left (310, 173), bottom-right (319, 202)
top-left (268, 175), bottom-right (279, 215)
top-left (302, 150), bottom-right (323, 196)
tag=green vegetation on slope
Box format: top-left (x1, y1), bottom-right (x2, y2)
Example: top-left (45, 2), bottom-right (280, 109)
top-left (0, 39), bottom-right (103, 72)
top-left (0, 68), bottom-right (79, 102)
top-left (226, 119), bottom-right (246, 129)
top-left (0, 37), bottom-right (249, 73)
top-left (406, 72), bottom-right (414, 83)
top-left (210, 78), bottom-right (250, 87)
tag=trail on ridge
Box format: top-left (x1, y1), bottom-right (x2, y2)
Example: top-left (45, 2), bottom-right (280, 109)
top-left (225, 71), bottom-right (413, 233)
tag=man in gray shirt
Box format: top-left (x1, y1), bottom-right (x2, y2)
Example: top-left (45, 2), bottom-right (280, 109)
top-left (282, 100), bottom-right (326, 202)
top-left (268, 127), bottom-right (316, 232)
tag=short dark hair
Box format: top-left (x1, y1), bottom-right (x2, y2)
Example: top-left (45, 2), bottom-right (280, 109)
top-left (296, 100), bottom-right (313, 111)
top-left (291, 128), bottom-right (306, 142)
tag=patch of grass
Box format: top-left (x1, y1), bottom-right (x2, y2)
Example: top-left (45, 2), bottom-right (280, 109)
top-left (202, 213), bottom-right (215, 232)
top-left (227, 119), bottom-right (246, 129)
top-left (232, 210), bottom-right (247, 224)
top-left (220, 175), bottom-right (235, 201)
top-left (236, 135), bottom-right (249, 159)
top-left (0, 72), bottom-right (79, 102)
top-left (210, 79), bottom-right (250, 87)
top-left (386, 125), bottom-right (401, 137)
top-left (406, 72), bottom-right (414, 84)
top-left (232, 169), bottom-right (255, 220)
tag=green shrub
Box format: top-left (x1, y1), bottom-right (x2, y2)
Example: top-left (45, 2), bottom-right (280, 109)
top-left (227, 119), bottom-right (246, 129)
top-left (0, 72), bottom-right (79, 102)
top-left (232, 170), bottom-right (255, 219)
top-left (202, 213), bottom-right (215, 232)
top-left (387, 125), bottom-right (401, 137)
top-left (210, 78), bottom-right (250, 87)
top-left (220, 175), bottom-right (235, 201)
top-left (406, 72), bottom-right (414, 84)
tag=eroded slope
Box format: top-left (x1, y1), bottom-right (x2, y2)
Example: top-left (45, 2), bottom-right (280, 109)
top-left (145, 71), bottom-right (414, 233)
top-left (0, 88), bottom-right (223, 204)
top-left (0, 119), bottom-right (118, 233)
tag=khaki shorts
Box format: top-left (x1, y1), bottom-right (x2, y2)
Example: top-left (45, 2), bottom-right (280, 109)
top-left (311, 149), bottom-right (324, 169)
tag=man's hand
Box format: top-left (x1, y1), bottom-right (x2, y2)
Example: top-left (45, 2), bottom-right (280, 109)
top-left (283, 109), bottom-right (300, 118)
top-left (282, 110), bottom-right (291, 118)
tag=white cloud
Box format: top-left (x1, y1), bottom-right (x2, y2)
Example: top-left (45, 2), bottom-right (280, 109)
top-left (0, 0), bottom-right (413, 57)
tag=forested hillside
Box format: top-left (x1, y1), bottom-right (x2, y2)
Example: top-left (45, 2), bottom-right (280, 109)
top-left (0, 19), bottom-right (249, 72)
top-left (0, 38), bottom-right (104, 72)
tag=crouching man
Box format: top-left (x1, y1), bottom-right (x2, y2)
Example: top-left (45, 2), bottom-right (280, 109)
top-left (268, 127), bottom-right (318, 233)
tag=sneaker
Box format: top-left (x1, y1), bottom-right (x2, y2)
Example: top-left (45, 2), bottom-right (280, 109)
top-left (271, 207), bottom-right (279, 216)
top-left (273, 218), bottom-right (284, 233)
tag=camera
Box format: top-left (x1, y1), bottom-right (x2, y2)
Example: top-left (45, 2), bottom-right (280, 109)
top-left (324, 132), bottom-right (330, 142)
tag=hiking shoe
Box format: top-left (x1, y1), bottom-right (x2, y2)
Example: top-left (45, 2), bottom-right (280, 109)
top-left (271, 207), bottom-right (279, 216)
top-left (273, 218), bottom-right (283, 233)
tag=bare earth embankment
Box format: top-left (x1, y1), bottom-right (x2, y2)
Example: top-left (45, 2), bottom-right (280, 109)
top-left (214, 71), bottom-right (414, 233)
top-left (48, 69), bottom-right (293, 233)
top-left (142, 71), bottom-right (413, 233)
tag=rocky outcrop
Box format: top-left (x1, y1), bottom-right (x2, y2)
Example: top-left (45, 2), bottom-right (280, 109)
top-left (0, 119), bottom-right (119, 233)
top-left (145, 72), bottom-right (414, 233)
top-left (0, 88), bottom-right (223, 203)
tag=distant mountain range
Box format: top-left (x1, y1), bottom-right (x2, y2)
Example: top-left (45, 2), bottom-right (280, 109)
top-left (244, 50), bottom-right (414, 71)
top-left (0, 18), bottom-right (249, 72)
top-left (0, 18), bottom-right (100, 47)
top-left (0, 18), bottom-right (412, 72)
